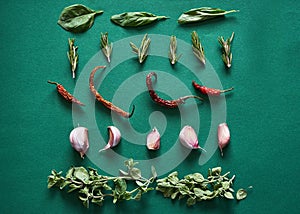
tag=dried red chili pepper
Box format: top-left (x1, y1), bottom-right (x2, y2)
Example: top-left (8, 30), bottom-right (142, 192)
top-left (192, 81), bottom-right (233, 96)
top-left (47, 80), bottom-right (85, 106)
top-left (89, 66), bottom-right (135, 118)
top-left (146, 72), bottom-right (203, 108)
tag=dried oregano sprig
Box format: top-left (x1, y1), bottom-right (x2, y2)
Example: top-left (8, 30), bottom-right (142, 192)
top-left (67, 38), bottom-right (78, 78)
top-left (156, 167), bottom-right (240, 206)
top-left (191, 31), bottom-right (205, 65)
top-left (130, 34), bottom-right (150, 63)
top-left (168, 35), bottom-right (182, 65)
top-left (100, 32), bottom-right (113, 63)
top-left (48, 159), bottom-right (157, 208)
top-left (218, 32), bottom-right (235, 68)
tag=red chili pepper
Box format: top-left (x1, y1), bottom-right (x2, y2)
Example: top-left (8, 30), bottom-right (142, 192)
top-left (146, 72), bottom-right (203, 108)
top-left (48, 80), bottom-right (85, 106)
top-left (89, 66), bottom-right (135, 118)
top-left (192, 81), bottom-right (233, 96)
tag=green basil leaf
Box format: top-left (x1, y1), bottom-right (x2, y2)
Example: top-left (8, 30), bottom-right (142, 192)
top-left (58, 4), bottom-right (103, 33)
top-left (178, 7), bottom-right (238, 24)
top-left (111, 12), bottom-right (168, 27)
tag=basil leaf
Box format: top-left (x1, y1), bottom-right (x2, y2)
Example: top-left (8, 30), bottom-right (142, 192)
top-left (58, 4), bottom-right (103, 33)
top-left (111, 12), bottom-right (168, 27)
top-left (178, 7), bottom-right (238, 24)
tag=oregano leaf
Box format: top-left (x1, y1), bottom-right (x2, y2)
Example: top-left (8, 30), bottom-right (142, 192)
top-left (236, 189), bottom-right (248, 201)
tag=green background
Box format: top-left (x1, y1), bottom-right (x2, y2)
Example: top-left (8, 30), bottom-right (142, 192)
top-left (1, 0), bottom-right (299, 213)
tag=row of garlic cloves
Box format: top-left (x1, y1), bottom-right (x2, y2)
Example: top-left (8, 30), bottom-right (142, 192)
top-left (69, 123), bottom-right (230, 158)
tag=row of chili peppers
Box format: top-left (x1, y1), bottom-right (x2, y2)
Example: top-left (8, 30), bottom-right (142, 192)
top-left (48, 66), bottom-right (233, 118)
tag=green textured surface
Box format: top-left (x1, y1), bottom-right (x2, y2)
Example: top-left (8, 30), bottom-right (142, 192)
top-left (1, 0), bottom-right (299, 213)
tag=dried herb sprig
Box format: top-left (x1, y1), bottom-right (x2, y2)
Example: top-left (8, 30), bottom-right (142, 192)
top-left (156, 167), bottom-right (241, 206)
top-left (130, 34), bottom-right (151, 63)
top-left (100, 32), bottom-right (113, 63)
top-left (218, 32), bottom-right (235, 68)
top-left (168, 35), bottom-right (182, 65)
top-left (48, 159), bottom-right (157, 208)
top-left (191, 31), bottom-right (205, 65)
top-left (178, 7), bottom-right (239, 24)
top-left (67, 38), bottom-right (79, 78)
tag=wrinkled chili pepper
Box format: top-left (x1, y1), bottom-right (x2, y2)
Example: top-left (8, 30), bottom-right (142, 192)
top-left (146, 72), bottom-right (203, 108)
top-left (89, 66), bottom-right (135, 118)
top-left (47, 80), bottom-right (85, 106)
top-left (192, 81), bottom-right (233, 96)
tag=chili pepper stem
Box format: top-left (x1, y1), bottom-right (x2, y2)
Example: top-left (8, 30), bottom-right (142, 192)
top-left (128, 105), bottom-right (135, 118)
top-left (219, 87), bottom-right (234, 93)
top-left (47, 80), bottom-right (59, 86)
top-left (180, 95), bottom-right (204, 102)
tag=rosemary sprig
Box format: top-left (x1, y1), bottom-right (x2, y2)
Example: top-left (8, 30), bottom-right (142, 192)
top-left (168, 35), bottom-right (182, 65)
top-left (48, 159), bottom-right (157, 208)
top-left (130, 34), bottom-right (151, 63)
top-left (67, 38), bottom-right (78, 78)
top-left (100, 32), bottom-right (113, 63)
top-left (191, 31), bottom-right (205, 65)
top-left (218, 32), bottom-right (235, 68)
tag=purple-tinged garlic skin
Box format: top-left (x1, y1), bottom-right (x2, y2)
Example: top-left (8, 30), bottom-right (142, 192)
top-left (146, 127), bottom-right (160, 150)
top-left (69, 127), bottom-right (89, 158)
top-left (218, 123), bottom-right (230, 156)
top-left (99, 126), bottom-right (121, 152)
top-left (179, 125), bottom-right (200, 149)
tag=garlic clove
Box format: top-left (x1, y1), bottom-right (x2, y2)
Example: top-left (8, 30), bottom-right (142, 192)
top-left (99, 126), bottom-right (121, 152)
top-left (218, 123), bottom-right (230, 156)
top-left (69, 126), bottom-right (89, 159)
top-left (179, 125), bottom-right (205, 151)
top-left (146, 127), bottom-right (160, 150)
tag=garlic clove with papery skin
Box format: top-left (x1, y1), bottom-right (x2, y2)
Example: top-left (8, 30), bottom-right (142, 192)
top-left (146, 127), bottom-right (160, 150)
top-left (69, 126), bottom-right (89, 159)
top-left (99, 126), bottom-right (121, 152)
top-left (218, 123), bottom-right (230, 156)
top-left (179, 125), bottom-right (206, 151)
